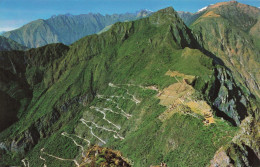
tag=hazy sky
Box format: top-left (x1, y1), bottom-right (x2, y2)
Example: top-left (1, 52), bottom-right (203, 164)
top-left (0, 0), bottom-right (259, 31)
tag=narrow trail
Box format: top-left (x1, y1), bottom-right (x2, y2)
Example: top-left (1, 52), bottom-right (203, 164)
top-left (61, 132), bottom-right (86, 157)
top-left (90, 106), bottom-right (121, 130)
top-left (114, 83), bottom-right (145, 89)
top-left (98, 106), bottom-right (121, 115)
top-left (64, 133), bottom-right (91, 146)
top-left (110, 95), bottom-right (138, 104)
top-left (97, 95), bottom-right (132, 119)
top-left (97, 94), bottom-right (137, 105)
top-left (80, 119), bottom-right (107, 144)
top-left (109, 83), bottom-right (141, 104)
top-left (39, 156), bottom-right (47, 167)
top-left (81, 118), bottom-right (124, 141)
top-left (21, 159), bottom-right (30, 167)
top-left (41, 148), bottom-right (80, 167)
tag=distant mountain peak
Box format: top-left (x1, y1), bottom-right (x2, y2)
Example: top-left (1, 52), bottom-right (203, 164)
top-left (153, 6), bottom-right (178, 17)
top-left (136, 9), bottom-right (153, 14)
top-left (198, 6), bottom-right (208, 12)
top-left (136, 9), bottom-right (153, 17)
top-left (197, 4), bottom-right (215, 13)
top-left (142, 9), bottom-right (153, 13)
top-left (2, 11), bottom-right (151, 48)
top-left (209, 1), bottom-right (239, 9)
top-left (64, 13), bottom-right (73, 17)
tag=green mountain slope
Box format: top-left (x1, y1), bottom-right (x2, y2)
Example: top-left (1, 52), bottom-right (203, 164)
top-left (191, 1), bottom-right (260, 99)
top-left (2, 11), bottom-right (152, 48)
top-left (0, 36), bottom-right (27, 51)
top-left (190, 2), bottom-right (260, 166)
top-left (0, 6), bottom-right (258, 167)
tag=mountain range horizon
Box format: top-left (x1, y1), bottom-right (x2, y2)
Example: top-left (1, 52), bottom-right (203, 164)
top-left (0, 0), bottom-right (259, 32)
top-left (0, 1), bottom-right (260, 167)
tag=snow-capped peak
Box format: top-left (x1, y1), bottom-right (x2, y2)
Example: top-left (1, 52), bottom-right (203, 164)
top-left (144, 9), bottom-right (153, 13)
top-left (197, 4), bottom-right (214, 13)
top-left (198, 6), bottom-right (208, 12)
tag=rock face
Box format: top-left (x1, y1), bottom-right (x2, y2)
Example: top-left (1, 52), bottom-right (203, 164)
top-left (2, 10), bottom-right (152, 48)
top-left (210, 116), bottom-right (260, 167)
top-left (210, 147), bottom-right (234, 167)
top-left (212, 67), bottom-right (249, 126)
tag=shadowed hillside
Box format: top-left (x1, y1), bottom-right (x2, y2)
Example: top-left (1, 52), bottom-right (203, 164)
top-left (0, 36), bottom-right (27, 51)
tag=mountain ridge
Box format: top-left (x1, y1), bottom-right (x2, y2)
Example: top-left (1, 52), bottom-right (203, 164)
top-left (2, 10), bottom-right (152, 48)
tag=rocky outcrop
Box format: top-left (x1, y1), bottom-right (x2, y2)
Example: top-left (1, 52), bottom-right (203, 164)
top-left (210, 116), bottom-right (260, 167)
top-left (80, 145), bottom-right (131, 167)
top-left (210, 147), bottom-right (234, 167)
top-left (212, 67), bottom-right (249, 126)
top-left (195, 66), bottom-right (251, 126)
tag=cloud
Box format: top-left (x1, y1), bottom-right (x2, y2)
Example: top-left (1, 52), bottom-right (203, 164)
top-left (0, 19), bottom-right (29, 31)
top-left (0, 27), bottom-right (18, 31)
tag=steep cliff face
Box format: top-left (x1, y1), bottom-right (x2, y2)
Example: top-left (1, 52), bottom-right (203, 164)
top-left (193, 66), bottom-right (251, 126)
top-left (191, 1), bottom-right (260, 99)
top-left (210, 115), bottom-right (260, 167)
top-left (0, 6), bottom-right (257, 167)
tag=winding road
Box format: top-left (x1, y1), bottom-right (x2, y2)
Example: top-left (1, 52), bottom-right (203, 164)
top-left (90, 106), bottom-right (121, 130)
top-left (30, 83), bottom-right (143, 167)
top-left (80, 119), bottom-right (107, 144)
top-left (97, 94), bottom-right (132, 119)
top-left (61, 132), bottom-right (86, 157)
top-left (41, 148), bottom-right (80, 167)
top-left (109, 83), bottom-right (141, 104)
top-left (21, 159), bottom-right (30, 167)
